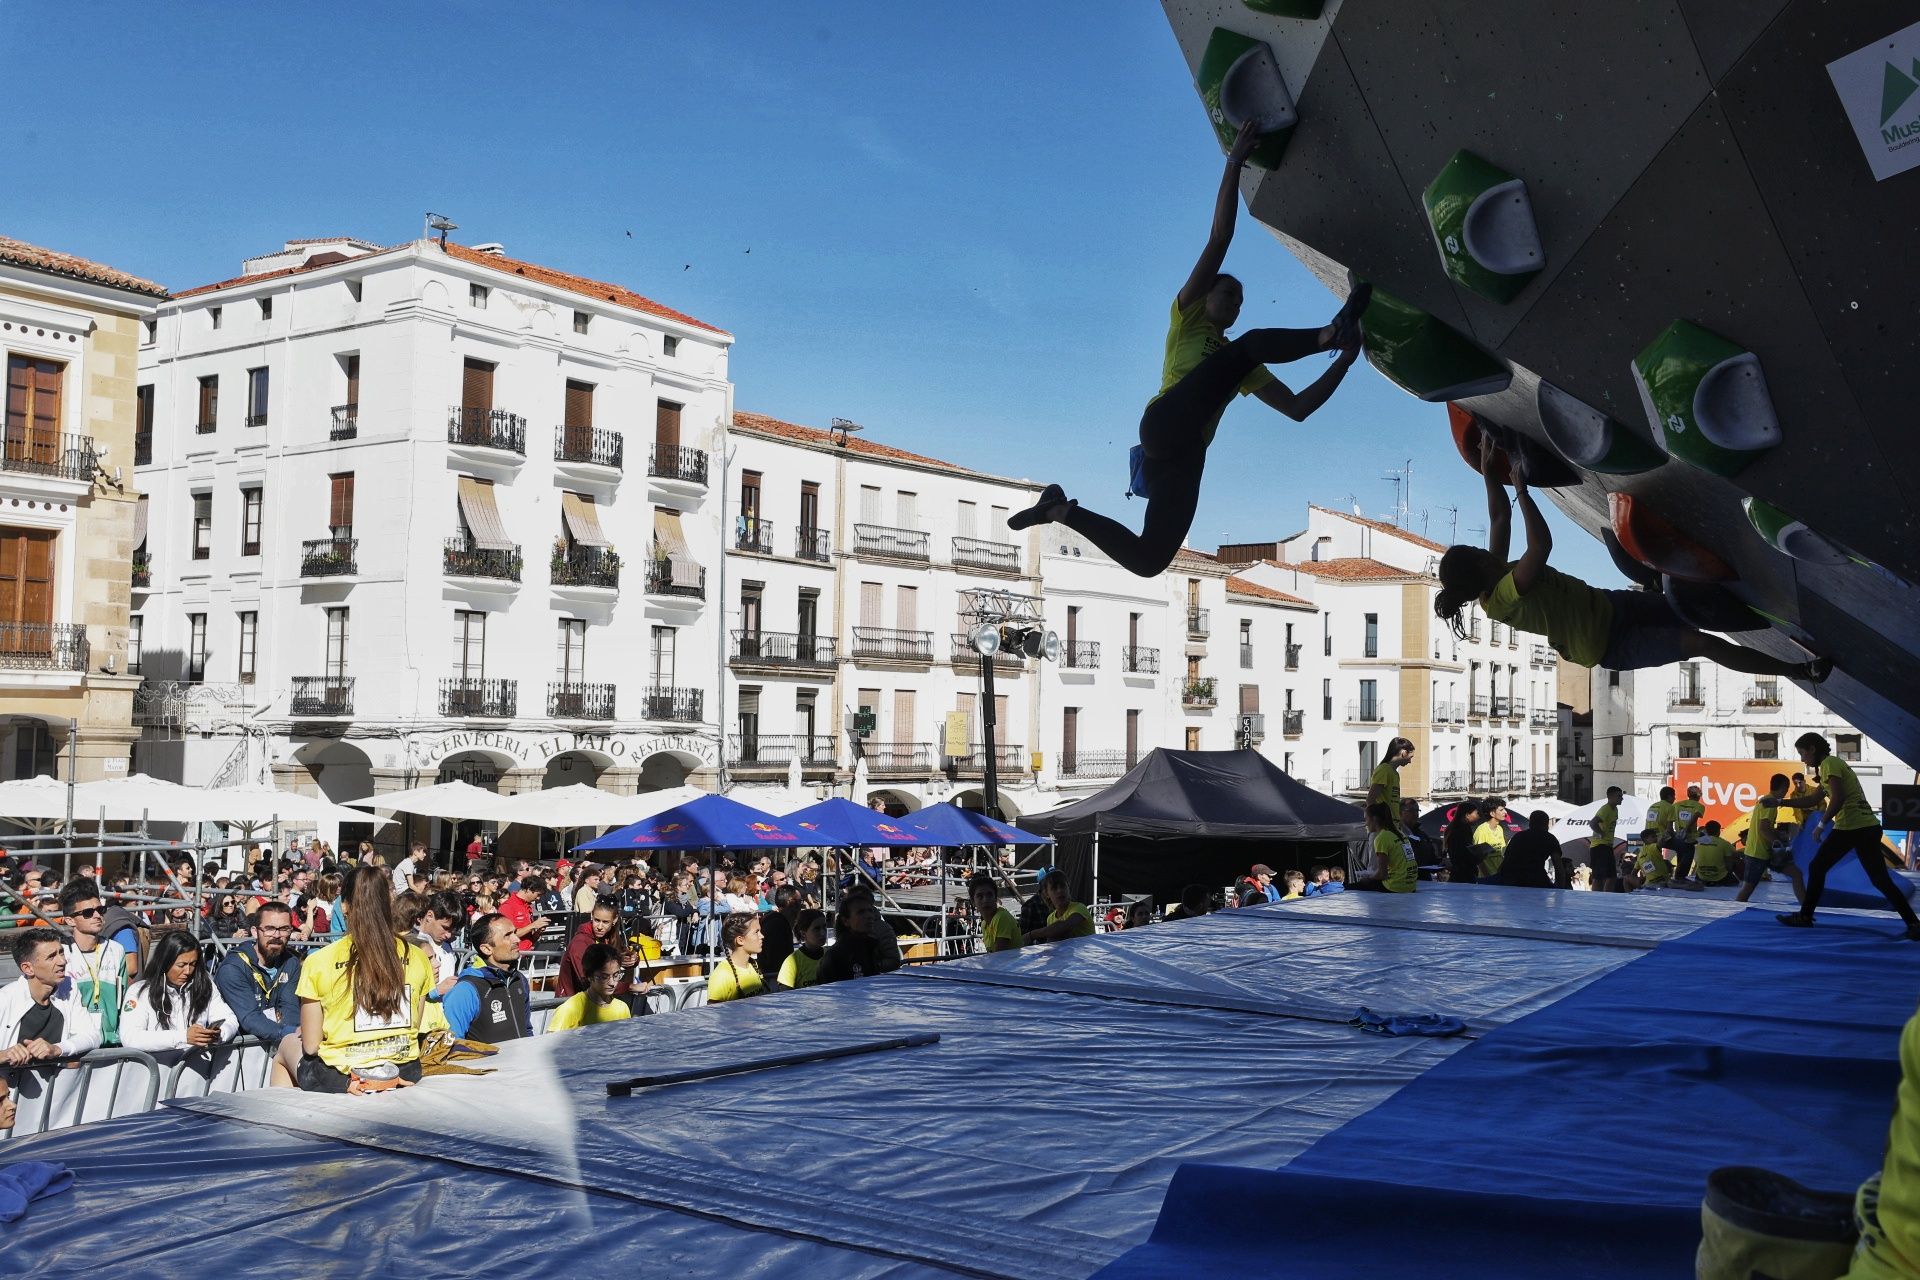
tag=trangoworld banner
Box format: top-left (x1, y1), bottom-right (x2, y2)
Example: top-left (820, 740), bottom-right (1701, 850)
top-left (1827, 18), bottom-right (1920, 181)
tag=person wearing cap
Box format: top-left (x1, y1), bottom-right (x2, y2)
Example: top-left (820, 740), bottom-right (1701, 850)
top-left (1242, 864), bottom-right (1281, 906)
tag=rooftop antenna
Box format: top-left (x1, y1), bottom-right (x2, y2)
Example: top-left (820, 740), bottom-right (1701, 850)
top-left (1437, 504), bottom-right (1459, 544)
top-left (425, 212), bottom-right (458, 249)
top-left (830, 417), bottom-right (863, 447)
top-left (1380, 470), bottom-right (1406, 527)
top-left (1346, 493), bottom-right (1362, 516)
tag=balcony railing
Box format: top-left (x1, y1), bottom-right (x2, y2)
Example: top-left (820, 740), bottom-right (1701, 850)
top-left (330, 404), bottom-right (357, 441)
top-left (290, 677), bottom-right (354, 717)
top-left (1467, 622), bottom-right (1482, 642)
top-left (853, 523), bottom-right (930, 562)
top-left (1531, 708), bottom-right (1556, 729)
top-left (0, 622), bottom-right (88, 672)
top-left (440, 677), bottom-right (516, 718)
top-left (1509, 700), bottom-right (1527, 720)
top-left (1347, 700), bottom-right (1384, 723)
top-left (444, 539), bottom-right (522, 582)
top-left (1060, 749), bottom-right (1132, 779)
top-left (1471, 770), bottom-right (1494, 792)
top-left (856, 741), bottom-right (933, 773)
top-left (1122, 645), bottom-right (1159, 675)
top-left (548, 682), bottom-right (616, 720)
top-left (131, 552), bottom-right (151, 590)
top-left (950, 633), bottom-right (1024, 668)
top-left (642, 686), bottom-right (704, 723)
top-left (1063, 641), bottom-right (1100, 670)
top-left (648, 443), bottom-right (708, 485)
top-left (195, 418), bottom-right (216, 435)
top-left (951, 536), bottom-right (1019, 573)
top-left (1434, 701), bottom-right (1463, 724)
top-left (1531, 644), bottom-right (1554, 668)
top-left (852, 627), bottom-right (934, 663)
top-left (954, 744), bottom-right (1027, 776)
top-left (1669, 687), bottom-right (1704, 710)
top-left (447, 406), bottom-right (527, 455)
top-left (1744, 685), bottom-right (1783, 710)
top-left (732, 631), bottom-right (838, 668)
top-left (1282, 709), bottom-right (1305, 736)
top-left (1, 432), bottom-right (97, 482)
top-left (1187, 607), bottom-right (1210, 638)
top-left (795, 526), bottom-right (831, 562)
top-left (735, 519), bottom-right (774, 555)
top-left (1470, 694), bottom-right (1490, 717)
top-left (245, 411), bottom-right (269, 428)
top-left (1491, 695), bottom-right (1511, 717)
top-left (1431, 770), bottom-right (1467, 792)
top-left (551, 545), bottom-right (620, 589)
top-left (645, 559), bottom-right (706, 600)
top-left (729, 733), bottom-right (838, 768)
top-left (1182, 677), bottom-right (1217, 708)
top-left (1285, 643), bottom-right (1301, 671)
top-left (134, 430), bottom-right (153, 466)
top-left (301, 537), bottom-right (357, 578)
top-left (555, 425), bottom-right (623, 470)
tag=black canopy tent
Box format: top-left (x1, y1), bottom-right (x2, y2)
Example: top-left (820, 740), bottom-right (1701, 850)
top-left (1022, 749), bottom-right (1366, 904)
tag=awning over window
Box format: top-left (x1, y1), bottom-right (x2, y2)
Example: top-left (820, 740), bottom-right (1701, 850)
top-left (561, 492), bottom-right (611, 548)
top-left (132, 495), bottom-right (148, 549)
top-left (653, 509), bottom-right (701, 586)
top-left (457, 476), bottom-right (515, 551)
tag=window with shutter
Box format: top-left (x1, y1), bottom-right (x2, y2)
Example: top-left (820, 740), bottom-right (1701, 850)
top-left (1125, 710), bottom-right (1140, 764)
top-left (237, 611), bottom-right (257, 682)
top-left (246, 367), bottom-right (270, 426)
top-left (1240, 684), bottom-right (1259, 714)
top-left (461, 359), bottom-right (494, 413)
top-left (5, 356), bottom-right (62, 466)
top-left (0, 530), bottom-right (55, 641)
top-left (859, 582), bottom-right (881, 628)
top-left (564, 379), bottom-right (594, 428)
top-left (197, 376), bottom-right (218, 430)
top-left (895, 584), bottom-right (917, 631)
top-left (325, 608), bottom-right (349, 683)
top-left (893, 690), bottom-right (916, 744)
top-left (188, 613), bottom-right (208, 681)
top-left (655, 401), bottom-right (681, 449)
top-left (799, 481), bottom-right (820, 533)
top-left (1062, 707), bottom-right (1078, 771)
top-left (344, 354), bottom-right (360, 407)
top-left (328, 473), bottom-right (355, 534)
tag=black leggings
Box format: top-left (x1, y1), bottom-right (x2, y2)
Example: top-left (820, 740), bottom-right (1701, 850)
top-left (1802, 824), bottom-right (1919, 926)
top-left (1061, 325), bottom-right (1326, 577)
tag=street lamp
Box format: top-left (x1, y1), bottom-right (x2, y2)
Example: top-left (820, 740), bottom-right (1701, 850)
top-left (957, 588), bottom-right (1057, 817)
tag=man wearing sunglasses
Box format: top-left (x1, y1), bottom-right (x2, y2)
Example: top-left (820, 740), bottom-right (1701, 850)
top-left (59, 878), bottom-right (134, 1048)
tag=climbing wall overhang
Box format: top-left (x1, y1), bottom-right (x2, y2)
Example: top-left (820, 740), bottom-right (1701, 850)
top-left (1160, 0), bottom-right (1920, 769)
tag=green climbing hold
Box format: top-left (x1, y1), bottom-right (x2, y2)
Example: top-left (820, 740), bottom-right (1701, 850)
top-left (1630, 320), bottom-right (1782, 477)
top-left (1242, 0), bottom-right (1326, 17)
top-left (1359, 288), bottom-right (1511, 402)
top-left (1536, 380), bottom-right (1665, 475)
top-left (1196, 28), bottom-right (1296, 170)
top-left (1742, 496), bottom-right (1850, 566)
top-left (1422, 150), bottom-right (1544, 303)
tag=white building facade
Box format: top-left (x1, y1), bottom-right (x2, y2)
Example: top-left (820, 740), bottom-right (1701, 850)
top-left (134, 236), bottom-right (734, 855)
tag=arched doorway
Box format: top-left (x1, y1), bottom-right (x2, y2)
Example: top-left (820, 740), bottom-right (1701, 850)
top-left (540, 750), bottom-right (614, 856)
top-left (437, 749), bottom-right (511, 865)
top-left (863, 788), bottom-right (923, 818)
top-left (636, 749), bottom-right (696, 794)
top-left (292, 740), bottom-right (377, 851)
top-left (951, 788), bottom-right (1019, 820)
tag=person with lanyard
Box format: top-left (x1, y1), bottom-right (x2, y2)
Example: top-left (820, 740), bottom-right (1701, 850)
top-left (1589, 787), bottom-right (1624, 892)
top-left (1005, 119), bottom-right (1370, 578)
top-left (1354, 803), bottom-right (1416, 893)
top-left (1021, 870), bottom-right (1096, 945)
top-left (1736, 774), bottom-right (1808, 905)
top-left (443, 912), bottom-right (533, 1043)
top-left (59, 877), bottom-right (133, 1048)
top-left (706, 913), bottom-right (771, 1003)
top-left (1633, 839), bottom-right (1673, 890)
top-left (547, 943), bottom-right (633, 1033)
top-left (1436, 433), bottom-right (1829, 683)
top-left (1778, 732), bottom-right (1920, 939)
top-left (214, 900), bottom-right (306, 1086)
top-left (1642, 786), bottom-right (1679, 878)
top-left (968, 873), bottom-right (1023, 954)
top-left (1689, 821), bottom-right (1740, 888)
top-left (1368, 738), bottom-right (1416, 830)
top-left (778, 909), bottom-right (829, 990)
top-left (294, 867), bottom-right (435, 1094)
top-left (1475, 799), bottom-right (1510, 881)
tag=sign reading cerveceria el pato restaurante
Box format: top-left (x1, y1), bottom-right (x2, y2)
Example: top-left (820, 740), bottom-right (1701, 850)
top-left (1827, 18), bottom-right (1920, 181)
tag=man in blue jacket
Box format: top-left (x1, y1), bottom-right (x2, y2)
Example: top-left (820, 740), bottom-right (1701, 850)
top-left (213, 900), bottom-right (304, 1085)
top-left (442, 912), bottom-right (531, 1044)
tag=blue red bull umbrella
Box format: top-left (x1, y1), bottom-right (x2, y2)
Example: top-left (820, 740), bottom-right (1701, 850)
top-left (783, 797), bottom-right (926, 847)
top-left (903, 803), bottom-right (1054, 847)
top-left (574, 793), bottom-right (806, 851)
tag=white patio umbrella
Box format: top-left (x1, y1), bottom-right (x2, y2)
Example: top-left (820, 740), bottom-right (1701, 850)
top-left (68, 774), bottom-right (231, 825)
top-left (0, 775), bottom-right (80, 827)
top-left (487, 783), bottom-right (663, 833)
top-left (853, 756), bottom-right (870, 803)
top-left (203, 783), bottom-right (395, 831)
top-left (787, 754), bottom-right (803, 792)
top-left (345, 780), bottom-right (514, 821)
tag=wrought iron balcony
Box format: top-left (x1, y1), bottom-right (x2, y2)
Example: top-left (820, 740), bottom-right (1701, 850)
top-left (1491, 695), bottom-right (1512, 717)
top-left (1063, 641), bottom-right (1100, 670)
top-left (644, 559), bottom-right (706, 599)
top-left (1470, 694), bottom-right (1490, 717)
top-left (444, 538), bottom-right (522, 582)
top-left (1430, 770), bottom-right (1467, 792)
top-left (731, 631), bottom-right (837, 668)
top-left (548, 682), bottom-right (616, 720)
top-left (648, 443), bottom-right (708, 485)
top-left (1060, 749), bottom-right (1132, 779)
top-left (1182, 677), bottom-right (1217, 708)
top-left (555, 425), bottom-right (622, 470)
top-left (853, 523), bottom-right (930, 562)
top-left (953, 744), bottom-right (1027, 776)
top-left (1282, 709), bottom-right (1305, 736)
top-left (735, 518), bottom-right (774, 554)
top-left (447, 406), bottom-right (527, 455)
top-left (440, 677), bottom-right (516, 718)
top-left (857, 741), bottom-right (933, 774)
top-left (301, 537), bottom-right (357, 578)
top-left (795, 526), bottom-right (831, 562)
top-left (245, 411), bottom-right (269, 428)
top-left (642, 686), bottom-right (703, 722)
top-left (729, 733), bottom-right (837, 768)
top-left (1346, 700), bottom-right (1384, 723)
top-left (330, 404), bottom-right (357, 441)
top-left (0, 622), bottom-right (88, 672)
top-left (131, 552), bottom-right (151, 590)
top-left (134, 429), bottom-right (153, 466)
top-left (1122, 645), bottom-right (1159, 675)
top-left (1285, 643), bottom-right (1301, 671)
top-left (1744, 685), bottom-right (1783, 710)
top-left (851, 627), bottom-right (933, 662)
top-left (1, 432), bottom-right (97, 482)
top-left (1187, 607), bottom-right (1210, 638)
top-left (290, 677), bottom-right (353, 717)
top-left (551, 545), bottom-right (620, 589)
top-left (1532, 707), bottom-right (1556, 729)
top-left (1668, 687), bottom-right (1704, 710)
top-left (195, 418), bottom-right (216, 435)
top-left (1471, 770), bottom-right (1494, 792)
top-left (1531, 643), bottom-right (1554, 668)
top-left (951, 535), bottom-right (1019, 574)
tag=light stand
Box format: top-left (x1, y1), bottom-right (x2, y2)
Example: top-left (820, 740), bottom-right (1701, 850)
top-left (958, 588), bottom-right (1058, 818)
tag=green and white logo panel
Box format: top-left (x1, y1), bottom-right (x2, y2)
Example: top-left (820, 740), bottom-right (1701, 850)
top-left (1825, 18), bottom-right (1920, 181)
top-left (1359, 288), bottom-right (1511, 403)
top-left (1742, 496), bottom-right (1851, 567)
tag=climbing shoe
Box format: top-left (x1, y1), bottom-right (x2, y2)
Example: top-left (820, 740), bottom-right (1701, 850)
top-left (1696, 1165), bottom-right (1857, 1280)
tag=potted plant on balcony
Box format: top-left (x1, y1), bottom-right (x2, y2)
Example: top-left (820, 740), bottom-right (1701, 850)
top-left (1184, 678), bottom-right (1215, 703)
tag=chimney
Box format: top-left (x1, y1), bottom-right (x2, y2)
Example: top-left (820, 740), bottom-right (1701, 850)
top-left (471, 243), bottom-right (506, 257)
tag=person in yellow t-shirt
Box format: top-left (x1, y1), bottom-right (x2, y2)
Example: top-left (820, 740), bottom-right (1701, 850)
top-left (1779, 733), bottom-right (1920, 937)
top-left (968, 874), bottom-right (1023, 954)
top-left (548, 943), bottom-right (634, 1033)
top-left (1355, 804), bottom-right (1416, 893)
top-left (1843, 997), bottom-right (1920, 1278)
top-left (777, 909), bottom-right (828, 989)
top-left (1589, 786), bottom-right (1625, 893)
top-left (1022, 871), bottom-right (1096, 945)
top-left (1435, 434), bottom-right (1829, 681)
top-left (1671, 786), bottom-right (1709, 878)
top-left (295, 867), bottom-right (434, 1094)
top-left (1634, 843), bottom-right (1673, 889)
top-left (1367, 739), bottom-right (1416, 829)
top-left (1643, 786), bottom-right (1678, 853)
top-left (1281, 870), bottom-right (1307, 901)
top-left (1475, 801), bottom-right (1510, 880)
top-left (1688, 822), bottom-right (1740, 888)
top-left (1780, 773), bottom-right (1817, 841)
top-left (706, 914), bottom-right (770, 1003)
top-left (1736, 774), bottom-right (1809, 905)
top-left (1005, 118), bottom-right (1368, 578)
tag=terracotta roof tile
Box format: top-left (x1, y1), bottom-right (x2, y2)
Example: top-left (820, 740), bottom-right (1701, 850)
top-left (1226, 575), bottom-right (1316, 608)
top-left (731, 411), bottom-right (1036, 487)
top-left (1275, 557), bottom-right (1424, 581)
top-left (1311, 504), bottom-right (1447, 553)
top-left (0, 235), bottom-right (166, 298)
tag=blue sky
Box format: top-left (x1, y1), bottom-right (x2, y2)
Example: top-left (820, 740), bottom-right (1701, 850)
top-left (4, 0), bottom-right (1618, 583)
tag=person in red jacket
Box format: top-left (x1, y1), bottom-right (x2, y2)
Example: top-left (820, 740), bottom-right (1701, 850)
top-left (555, 900), bottom-right (650, 1004)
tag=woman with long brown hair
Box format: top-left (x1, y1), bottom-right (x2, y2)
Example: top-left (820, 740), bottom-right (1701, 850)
top-left (293, 865), bottom-right (435, 1094)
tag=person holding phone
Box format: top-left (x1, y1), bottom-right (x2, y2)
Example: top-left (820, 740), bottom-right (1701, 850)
top-left (118, 929), bottom-right (236, 1053)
